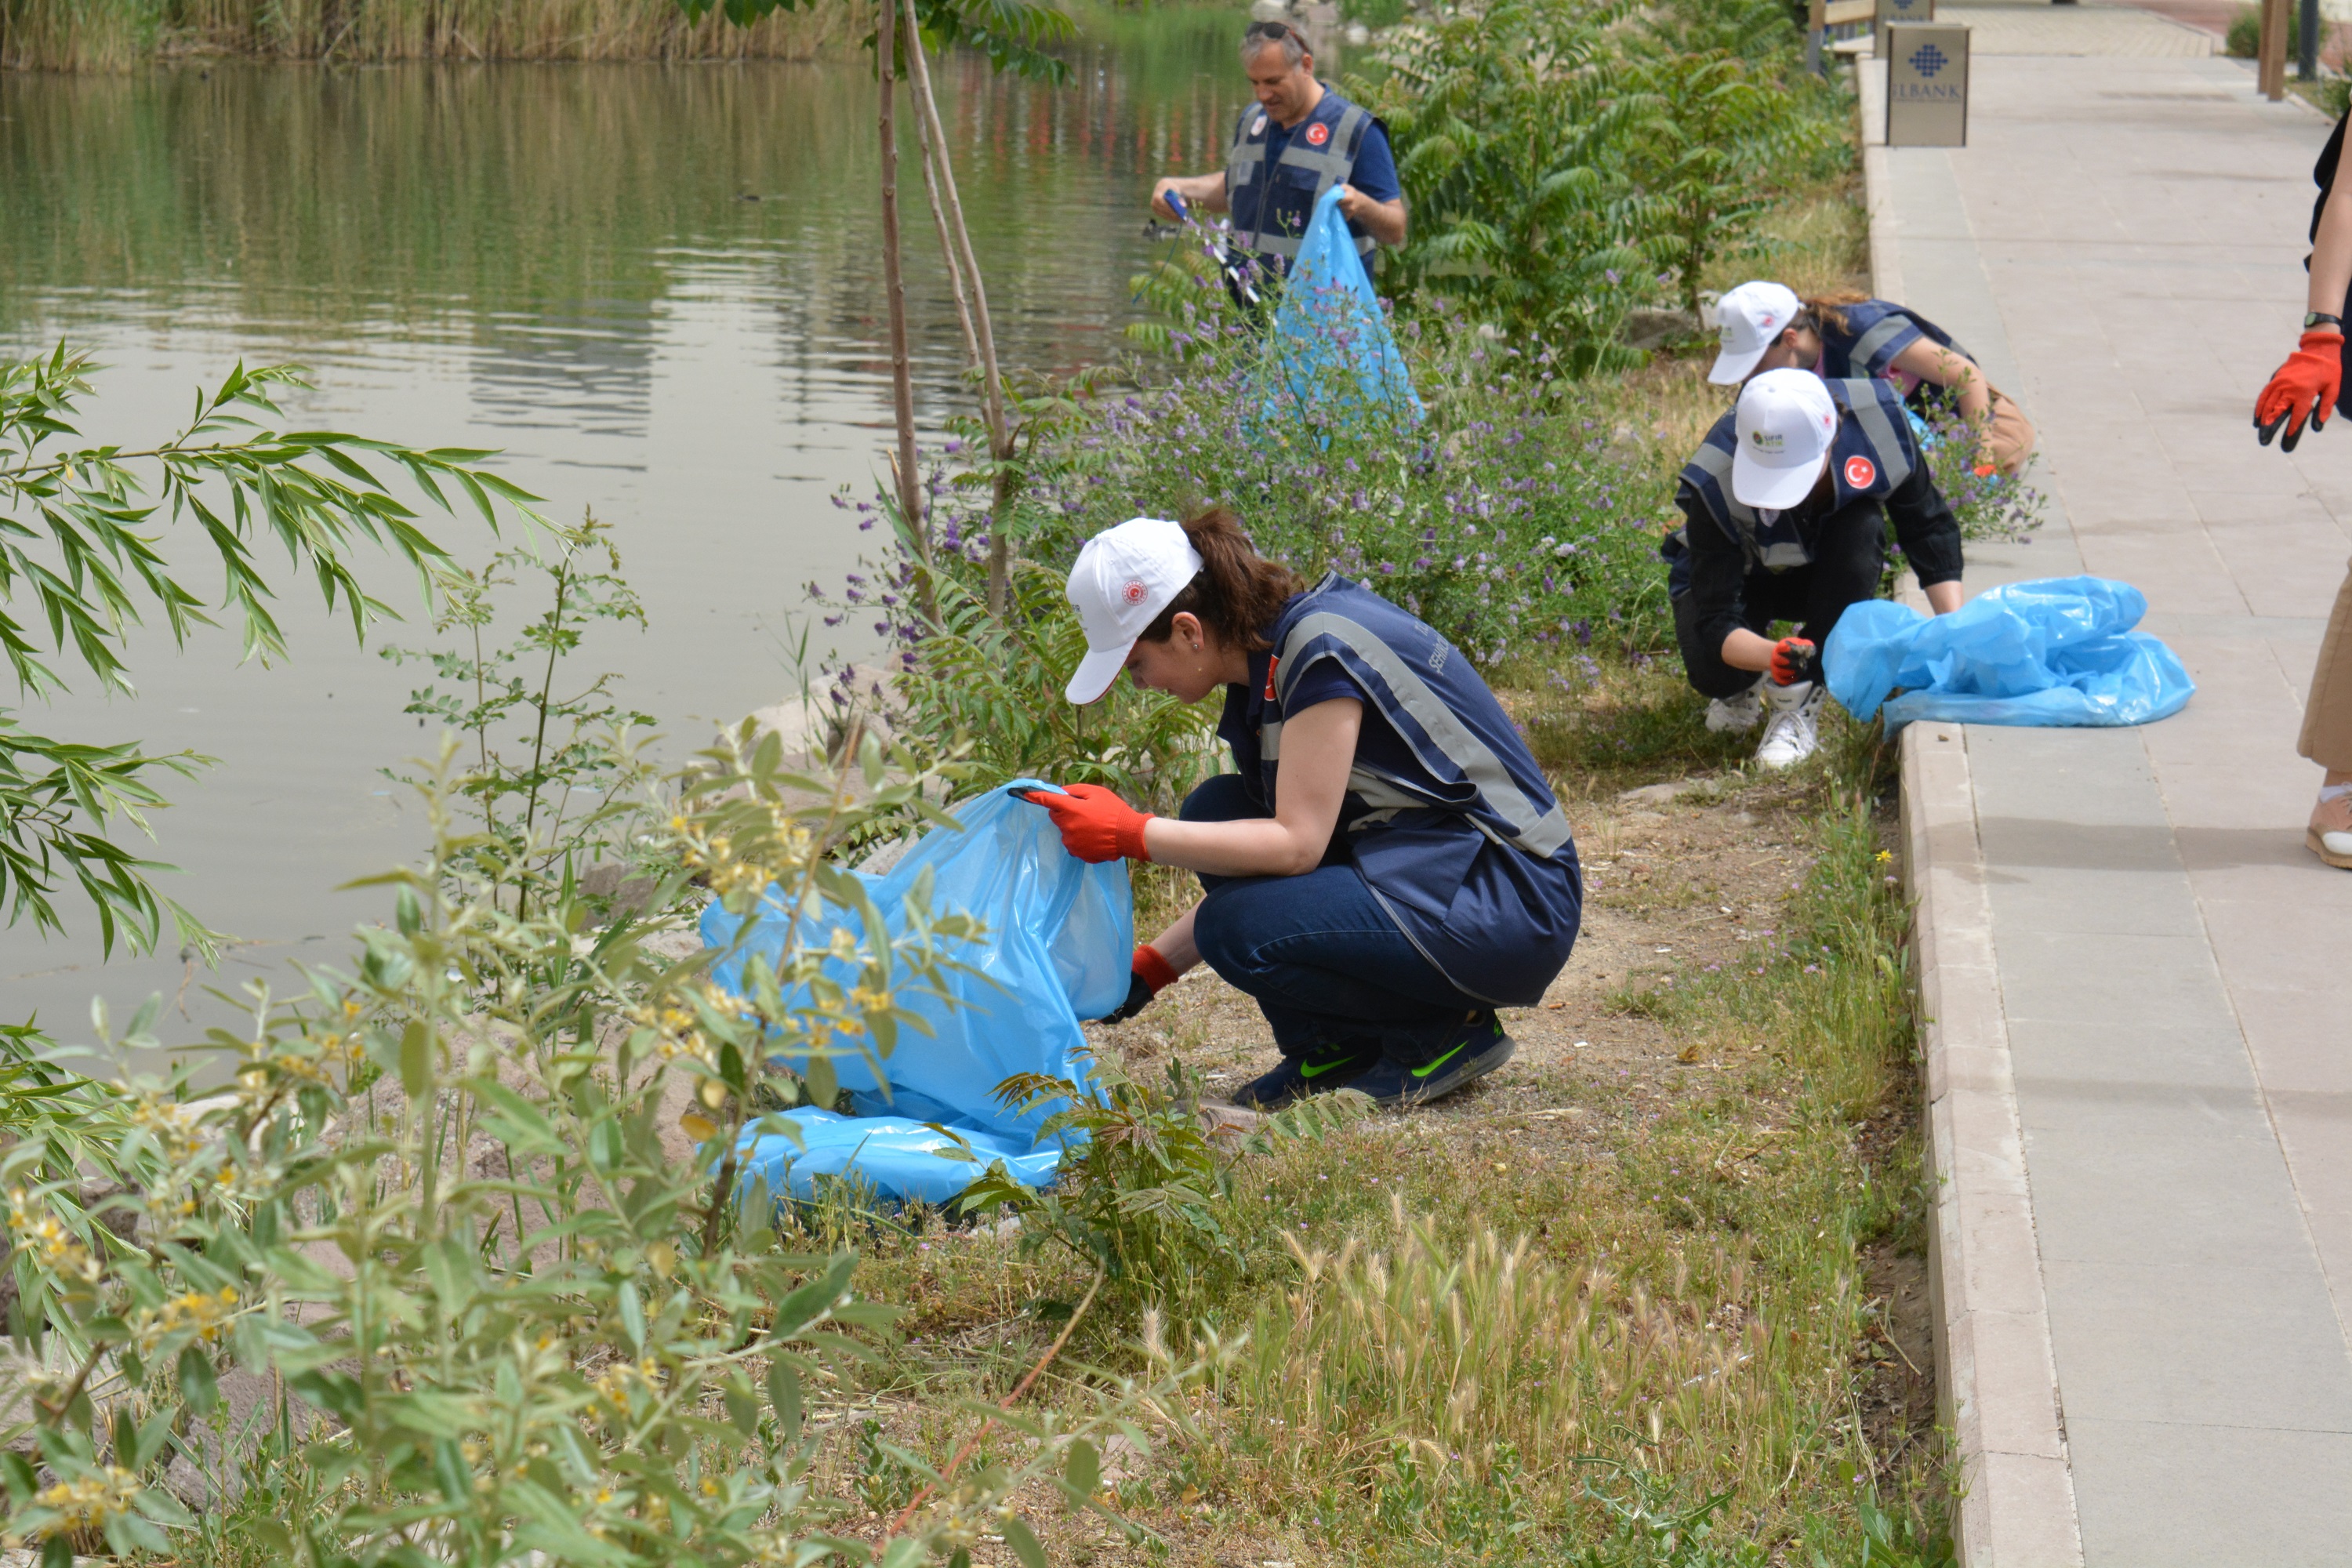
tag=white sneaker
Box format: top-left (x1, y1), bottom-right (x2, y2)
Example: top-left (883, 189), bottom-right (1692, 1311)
top-left (1755, 680), bottom-right (1824, 770)
top-left (1706, 679), bottom-right (1765, 733)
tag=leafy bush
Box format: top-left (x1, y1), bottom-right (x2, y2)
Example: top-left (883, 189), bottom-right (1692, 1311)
top-left (1348, 0), bottom-right (1846, 351)
top-left (958, 1057), bottom-right (1369, 1316)
top-left (0, 733), bottom-right (1210, 1565)
top-left (379, 510), bottom-right (655, 915)
top-left (2225, 4), bottom-right (2292, 57)
top-left (1352, 0), bottom-right (1658, 367)
top-left (0, 344), bottom-right (535, 961)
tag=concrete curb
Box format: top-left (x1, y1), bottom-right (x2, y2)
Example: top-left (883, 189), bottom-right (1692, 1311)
top-left (1860, 59), bottom-right (2087, 1568)
top-left (1899, 725), bottom-right (2084, 1568)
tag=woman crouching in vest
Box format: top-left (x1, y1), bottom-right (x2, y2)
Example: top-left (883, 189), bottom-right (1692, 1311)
top-left (1711, 279), bottom-right (2037, 478)
top-left (1023, 509), bottom-right (1582, 1112)
top-left (1662, 368), bottom-right (1965, 768)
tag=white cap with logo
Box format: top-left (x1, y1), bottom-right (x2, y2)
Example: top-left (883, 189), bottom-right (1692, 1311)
top-left (1062, 516), bottom-right (1205, 704)
top-left (1730, 368), bottom-right (1839, 511)
top-left (1708, 280), bottom-right (1803, 386)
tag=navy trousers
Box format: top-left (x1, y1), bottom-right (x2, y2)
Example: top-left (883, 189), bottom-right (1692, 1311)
top-left (1181, 775), bottom-right (1484, 1065)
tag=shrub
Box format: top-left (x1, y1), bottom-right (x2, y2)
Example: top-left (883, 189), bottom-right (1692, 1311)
top-left (1350, 0), bottom-right (1658, 366)
top-left (0, 733), bottom-right (1210, 1564)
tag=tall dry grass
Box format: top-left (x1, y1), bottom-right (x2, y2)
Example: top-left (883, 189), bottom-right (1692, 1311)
top-left (1218, 1197), bottom-right (1846, 1530)
top-left (1, 0), bottom-right (862, 69)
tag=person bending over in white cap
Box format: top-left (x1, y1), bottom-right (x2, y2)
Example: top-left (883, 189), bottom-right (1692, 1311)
top-left (1711, 279), bottom-right (2035, 477)
top-left (1022, 509), bottom-right (1581, 1112)
top-left (1661, 368), bottom-right (1965, 768)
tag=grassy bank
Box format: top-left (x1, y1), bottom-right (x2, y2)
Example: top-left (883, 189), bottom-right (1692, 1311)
top-left (0, 0), bottom-right (855, 69)
top-left (760, 676), bottom-right (1947, 1566)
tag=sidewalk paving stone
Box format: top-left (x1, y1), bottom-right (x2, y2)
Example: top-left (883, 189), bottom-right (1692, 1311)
top-left (1881, 26), bottom-right (2352, 1562)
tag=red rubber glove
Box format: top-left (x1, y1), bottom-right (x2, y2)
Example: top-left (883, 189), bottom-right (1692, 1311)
top-left (1022, 784), bottom-right (1153, 864)
top-left (2255, 329), bottom-right (2344, 452)
top-left (1102, 946), bottom-right (1179, 1023)
top-left (1769, 637), bottom-right (1819, 688)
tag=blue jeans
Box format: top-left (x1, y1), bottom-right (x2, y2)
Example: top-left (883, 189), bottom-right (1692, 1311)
top-left (1181, 775), bottom-right (1484, 1065)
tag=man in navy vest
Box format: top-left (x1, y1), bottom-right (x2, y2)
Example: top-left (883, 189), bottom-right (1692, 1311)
top-left (1149, 20), bottom-right (1405, 278)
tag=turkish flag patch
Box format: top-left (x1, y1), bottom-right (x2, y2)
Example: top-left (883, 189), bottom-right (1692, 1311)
top-left (1305, 122), bottom-right (1330, 147)
top-left (1843, 456), bottom-right (1876, 489)
top-left (1265, 654), bottom-right (1279, 701)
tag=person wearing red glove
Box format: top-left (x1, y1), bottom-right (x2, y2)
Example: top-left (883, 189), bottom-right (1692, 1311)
top-left (2253, 108), bottom-right (2352, 868)
top-left (1029, 510), bottom-right (1583, 1112)
top-left (1664, 369), bottom-right (1967, 770)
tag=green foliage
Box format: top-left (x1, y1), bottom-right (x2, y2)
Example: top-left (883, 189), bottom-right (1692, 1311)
top-left (1350, 0), bottom-right (1844, 351)
top-left (1914, 395), bottom-right (2049, 546)
top-left (0, 733), bottom-right (1210, 1564)
top-left (1355, 0), bottom-right (1655, 368)
top-left (0, 343), bottom-right (539, 956)
top-left (894, 561), bottom-right (1218, 813)
top-left (379, 510), bottom-right (656, 915)
top-left (957, 1056), bottom-right (1369, 1310)
top-left (1624, 48), bottom-right (1839, 317)
top-left (672, 0), bottom-right (1078, 82)
top-left (2225, 4), bottom-right (2293, 57)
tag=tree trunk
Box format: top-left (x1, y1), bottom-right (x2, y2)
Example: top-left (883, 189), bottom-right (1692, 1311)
top-left (910, 67), bottom-right (980, 375)
top-left (905, 19), bottom-right (1017, 618)
top-left (877, 0), bottom-right (931, 619)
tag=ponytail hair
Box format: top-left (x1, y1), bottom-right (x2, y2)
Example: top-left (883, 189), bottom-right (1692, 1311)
top-left (1799, 290), bottom-right (1870, 339)
top-left (1138, 506), bottom-right (1304, 654)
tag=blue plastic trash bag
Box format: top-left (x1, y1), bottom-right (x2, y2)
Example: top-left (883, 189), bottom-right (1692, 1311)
top-left (1264, 186), bottom-right (1422, 426)
top-left (1824, 575), bottom-right (2195, 729)
top-left (700, 781), bottom-right (1131, 1205)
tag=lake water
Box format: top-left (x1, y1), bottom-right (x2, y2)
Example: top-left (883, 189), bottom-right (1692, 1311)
top-left (0, 9), bottom-right (1264, 1037)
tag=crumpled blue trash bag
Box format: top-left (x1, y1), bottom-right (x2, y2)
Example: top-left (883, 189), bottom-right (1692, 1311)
top-left (735, 1109), bottom-right (1070, 1209)
top-left (1264, 185), bottom-right (1422, 426)
top-left (700, 781), bottom-right (1131, 1205)
top-left (1824, 575), bottom-right (2195, 729)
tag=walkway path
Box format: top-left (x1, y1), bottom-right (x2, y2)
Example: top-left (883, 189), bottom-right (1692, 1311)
top-left (1874, 14), bottom-right (2352, 1563)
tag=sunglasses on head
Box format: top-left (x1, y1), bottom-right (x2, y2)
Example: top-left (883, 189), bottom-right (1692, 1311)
top-left (1246, 20), bottom-right (1302, 43)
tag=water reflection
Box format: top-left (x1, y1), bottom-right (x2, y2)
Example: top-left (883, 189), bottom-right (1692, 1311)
top-left (0, 9), bottom-right (1250, 1036)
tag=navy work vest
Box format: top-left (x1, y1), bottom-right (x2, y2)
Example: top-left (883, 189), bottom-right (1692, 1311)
top-left (1818, 299), bottom-right (1969, 399)
top-left (1218, 574), bottom-right (1581, 1007)
top-left (1664, 376), bottom-right (1920, 593)
top-left (1223, 88), bottom-right (1378, 270)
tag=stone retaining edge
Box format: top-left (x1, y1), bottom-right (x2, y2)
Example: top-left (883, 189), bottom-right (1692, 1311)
top-left (1860, 56), bottom-right (2085, 1567)
top-left (1899, 724), bottom-right (2084, 1568)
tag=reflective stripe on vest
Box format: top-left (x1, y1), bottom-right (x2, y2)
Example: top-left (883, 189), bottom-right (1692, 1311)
top-left (1272, 609), bottom-right (1573, 859)
top-left (1225, 98), bottom-right (1376, 261)
top-left (1687, 441), bottom-right (1810, 572)
top-left (1849, 313), bottom-right (1914, 375)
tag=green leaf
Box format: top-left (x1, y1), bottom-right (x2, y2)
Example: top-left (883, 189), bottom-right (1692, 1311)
top-left (618, 1281), bottom-right (647, 1353)
top-left (399, 1019), bottom-right (431, 1097)
top-left (1065, 1436), bottom-right (1100, 1497)
top-left (770, 1253), bottom-right (855, 1338)
top-left (766, 1359), bottom-right (802, 1441)
top-left (176, 1345), bottom-right (219, 1416)
top-left (1000, 1515), bottom-right (1049, 1568)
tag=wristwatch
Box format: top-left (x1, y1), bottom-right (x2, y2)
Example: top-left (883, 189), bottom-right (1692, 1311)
top-left (2307, 311), bottom-right (2343, 331)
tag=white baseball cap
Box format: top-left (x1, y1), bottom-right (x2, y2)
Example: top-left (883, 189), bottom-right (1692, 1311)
top-left (1730, 369), bottom-right (1839, 510)
top-left (1708, 280), bottom-right (1803, 385)
top-left (1062, 517), bottom-right (1205, 704)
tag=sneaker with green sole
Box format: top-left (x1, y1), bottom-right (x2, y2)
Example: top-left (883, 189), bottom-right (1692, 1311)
top-left (1229, 1042), bottom-right (1379, 1112)
top-left (1348, 1012), bottom-right (1516, 1109)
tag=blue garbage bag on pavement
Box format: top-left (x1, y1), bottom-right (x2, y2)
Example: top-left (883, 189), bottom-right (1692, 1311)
top-left (1824, 575), bottom-right (2195, 729)
top-left (700, 781), bottom-right (1131, 1205)
top-left (1264, 186), bottom-right (1422, 427)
